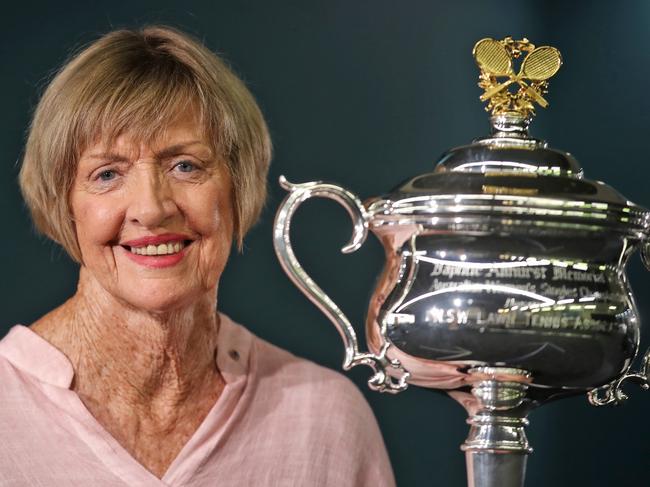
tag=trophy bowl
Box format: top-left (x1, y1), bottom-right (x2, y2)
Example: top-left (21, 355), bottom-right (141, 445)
top-left (273, 37), bottom-right (650, 487)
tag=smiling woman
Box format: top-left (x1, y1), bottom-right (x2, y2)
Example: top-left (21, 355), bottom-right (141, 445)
top-left (0, 26), bottom-right (395, 486)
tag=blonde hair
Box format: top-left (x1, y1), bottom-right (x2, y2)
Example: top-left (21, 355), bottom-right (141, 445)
top-left (20, 26), bottom-right (272, 262)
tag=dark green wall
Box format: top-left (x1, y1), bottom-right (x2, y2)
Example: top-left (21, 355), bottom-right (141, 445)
top-left (2, 1), bottom-right (649, 485)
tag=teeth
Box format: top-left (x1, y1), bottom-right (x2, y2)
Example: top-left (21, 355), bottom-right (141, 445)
top-left (129, 241), bottom-right (186, 256)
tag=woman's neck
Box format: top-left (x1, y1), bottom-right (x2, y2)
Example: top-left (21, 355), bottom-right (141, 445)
top-left (30, 268), bottom-right (225, 477)
top-left (34, 268), bottom-right (222, 404)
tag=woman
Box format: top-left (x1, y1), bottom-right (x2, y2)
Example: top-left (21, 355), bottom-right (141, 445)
top-left (0, 26), bottom-right (394, 486)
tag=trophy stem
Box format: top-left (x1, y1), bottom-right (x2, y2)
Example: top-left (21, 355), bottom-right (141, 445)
top-left (465, 451), bottom-right (528, 487)
top-left (460, 367), bottom-right (533, 487)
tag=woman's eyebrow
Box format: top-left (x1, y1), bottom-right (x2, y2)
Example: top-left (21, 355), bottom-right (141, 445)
top-left (83, 141), bottom-right (211, 162)
top-left (155, 141), bottom-right (211, 159)
top-left (83, 153), bottom-right (130, 163)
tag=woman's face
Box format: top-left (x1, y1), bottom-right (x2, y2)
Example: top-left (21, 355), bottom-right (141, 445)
top-left (70, 112), bottom-right (234, 312)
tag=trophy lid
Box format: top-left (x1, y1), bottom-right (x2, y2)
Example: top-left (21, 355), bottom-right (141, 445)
top-left (368, 37), bottom-right (650, 238)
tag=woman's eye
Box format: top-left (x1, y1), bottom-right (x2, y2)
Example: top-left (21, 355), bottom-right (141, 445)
top-left (174, 161), bottom-right (196, 173)
top-left (98, 169), bottom-right (116, 181)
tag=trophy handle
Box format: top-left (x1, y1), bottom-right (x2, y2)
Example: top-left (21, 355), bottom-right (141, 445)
top-left (588, 351), bottom-right (650, 406)
top-left (273, 176), bottom-right (409, 393)
top-left (588, 241), bottom-right (650, 406)
top-left (641, 240), bottom-right (650, 270)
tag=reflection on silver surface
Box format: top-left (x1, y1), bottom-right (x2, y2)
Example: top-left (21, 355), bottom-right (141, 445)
top-left (372, 231), bottom-right (636, 388)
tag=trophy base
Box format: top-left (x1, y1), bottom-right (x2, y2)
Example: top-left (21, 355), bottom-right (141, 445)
top-left (458, 367), bottom-right (534, 487)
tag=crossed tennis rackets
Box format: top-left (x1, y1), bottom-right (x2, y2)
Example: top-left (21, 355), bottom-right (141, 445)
top-left (473, 38), bottom-right (562, 108)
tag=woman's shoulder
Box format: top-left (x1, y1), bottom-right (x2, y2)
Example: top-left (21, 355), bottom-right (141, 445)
top-left (257, 334), bottom-right (361, 394)
top-left (0, 326), bottom-right (66, 431)
top-left (0, 325), bottom-right (75, 388)
top-left (222, 314), bottom-right (369, 406)
top-left (220, 316), bottom-right (395, 486)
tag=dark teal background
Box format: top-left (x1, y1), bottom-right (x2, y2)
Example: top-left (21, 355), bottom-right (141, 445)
top-left (2, 1), bottom-right (649, 486)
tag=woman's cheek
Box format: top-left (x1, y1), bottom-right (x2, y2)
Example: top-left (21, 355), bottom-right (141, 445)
top-left (73, 197), bottom-right (126, 265)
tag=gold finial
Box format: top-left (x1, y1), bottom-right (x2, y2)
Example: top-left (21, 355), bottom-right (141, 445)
top-left (473, 37), bottom-right (562, 118)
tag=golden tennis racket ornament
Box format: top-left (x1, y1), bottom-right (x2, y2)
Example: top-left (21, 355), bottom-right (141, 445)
top-left (474, 37), bottom-right (562, 117)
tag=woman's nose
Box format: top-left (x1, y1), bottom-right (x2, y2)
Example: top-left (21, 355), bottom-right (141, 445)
top-left (126, 167), bottom-right (178, 228)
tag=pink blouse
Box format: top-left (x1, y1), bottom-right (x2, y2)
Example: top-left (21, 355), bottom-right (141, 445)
top-left (0, 314), bottom-right (395, 486)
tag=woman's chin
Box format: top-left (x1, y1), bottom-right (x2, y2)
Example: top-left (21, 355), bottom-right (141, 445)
top-left (115, 285), bottom-right (203, 315)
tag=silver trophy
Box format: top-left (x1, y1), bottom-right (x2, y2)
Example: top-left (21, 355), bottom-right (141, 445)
top-left (273, 37), bottom-right (650, 487)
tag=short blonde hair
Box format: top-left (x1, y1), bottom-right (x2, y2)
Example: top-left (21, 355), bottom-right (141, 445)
top-left (20, 26), bottom-right (272, 262)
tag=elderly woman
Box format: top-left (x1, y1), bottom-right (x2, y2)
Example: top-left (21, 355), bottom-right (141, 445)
top-left (0, 26), bottom-right (394, 486)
